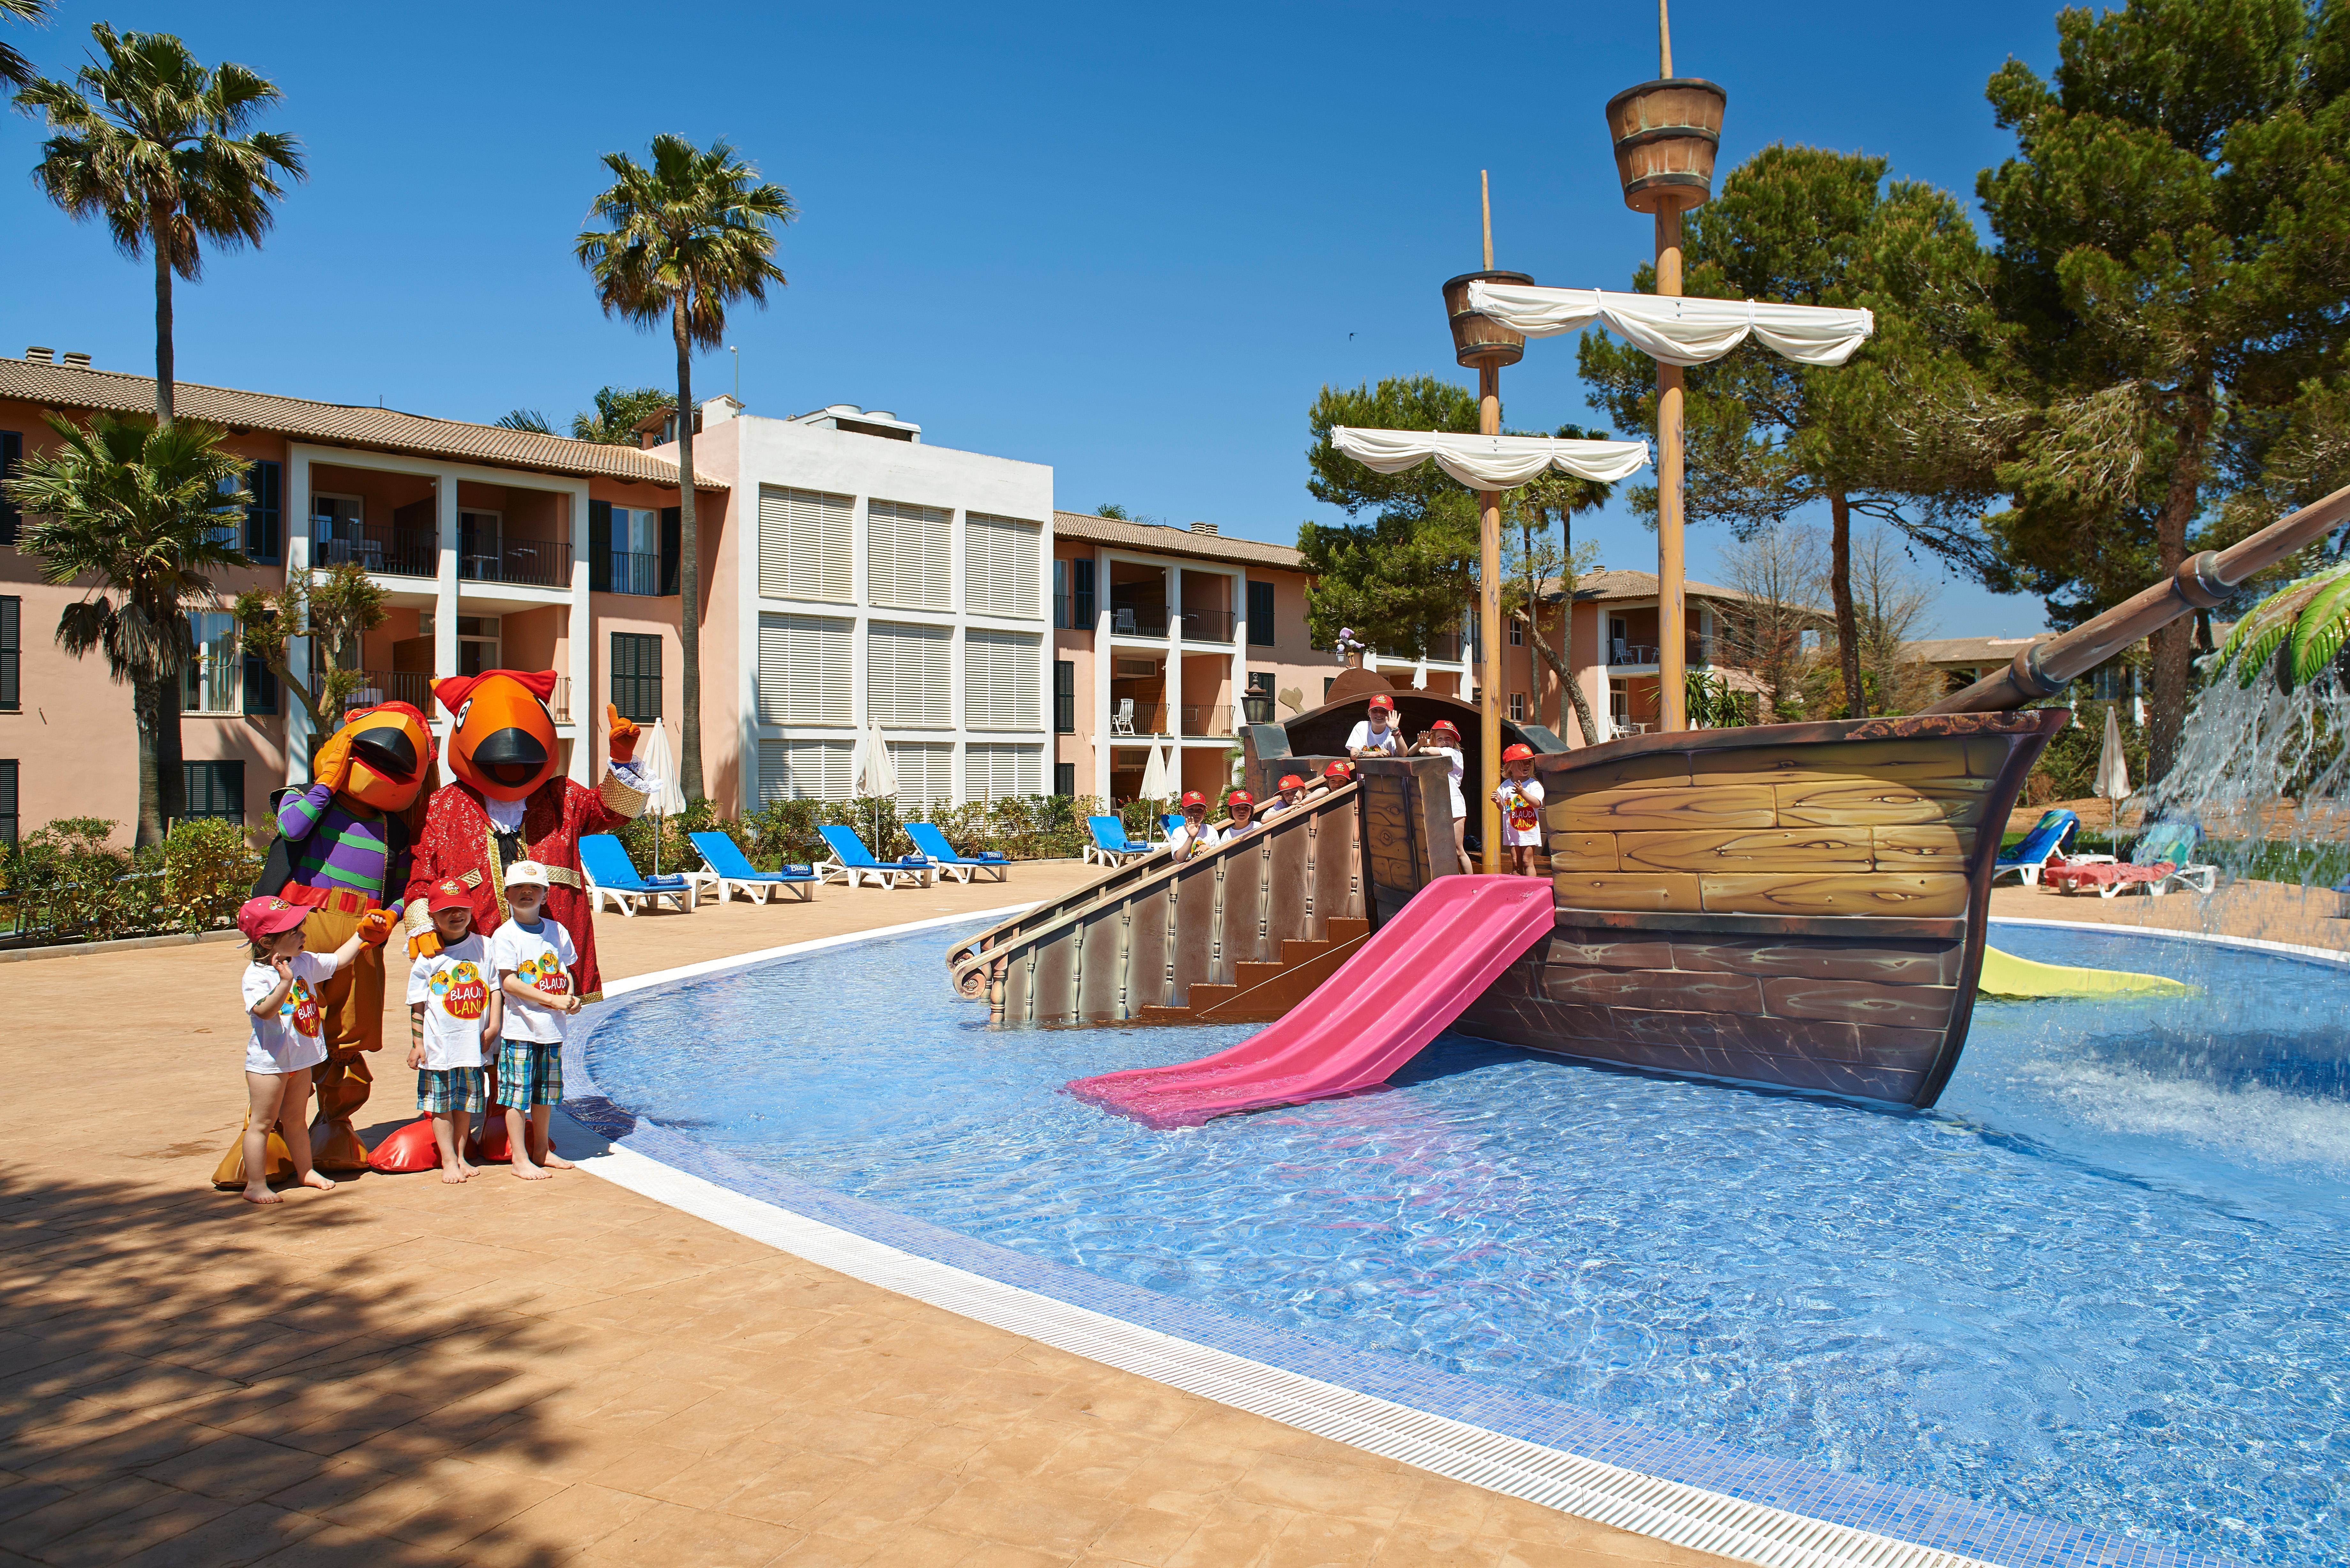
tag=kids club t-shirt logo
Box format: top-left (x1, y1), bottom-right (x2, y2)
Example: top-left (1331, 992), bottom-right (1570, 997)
top-left (282, 977), bottom-right (322, 1037)
top-left (518, 951), bottom-right (571, 998)
top-left (1505, 789), bottom-right (1539, 833)
top-left (430, 961), bottom-right (489, 1019)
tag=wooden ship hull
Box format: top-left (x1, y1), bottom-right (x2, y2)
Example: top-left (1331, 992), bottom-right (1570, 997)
top-left (1456, 710), bottom-right (2064, 1107)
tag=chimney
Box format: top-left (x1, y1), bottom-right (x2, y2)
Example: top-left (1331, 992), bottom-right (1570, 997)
top-left (24, 346), bottom-right (53, 363)
top-left (60, 351), bottom-right (91, 369)
top-left (1190, 522), bottom-right (1218, 535)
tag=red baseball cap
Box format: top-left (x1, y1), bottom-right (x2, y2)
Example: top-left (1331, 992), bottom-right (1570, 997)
top-left (1277, 774), bottom-right (1306, 791)
top-left (1503, 743), bottom-right (1535, 761)
top-left (426, 878), bottom-right (474, 914)
top-left (1367, 693), bottom-right (1396, 712)
top-left (1228, 790), bottom-right (1254, 807)
top-left (1323, 761), bottom-right (1353, 778)
top-left (236, 895), bottom-right (309, 944)
top-left (1429, 719), bottom-right (1460, 737)
top-left (1180, 790), bottom-right (1207, 808)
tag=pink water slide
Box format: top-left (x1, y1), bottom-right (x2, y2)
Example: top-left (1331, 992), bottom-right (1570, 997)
top-left (1067, 875), bottom-right (1558, 1128)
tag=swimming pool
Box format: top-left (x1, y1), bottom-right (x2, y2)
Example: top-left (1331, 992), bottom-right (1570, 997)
top-left (583, 920), bottom-right (2350, 1567)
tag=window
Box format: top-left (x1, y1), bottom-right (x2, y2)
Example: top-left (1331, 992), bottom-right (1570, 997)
top-left (1247, 580), bottom-right (1275, 646)
top-left (1073, 558), bottom-right (1095, 627)
top-left (757, 738), bottom-right (853, 801)
top-left (758, 485), bottom-right (853, 602)
top-left (1509, 619), bottom-right (1524, 646)
top-left (868, 498), bottom-right (951, 608)
top-left (964, 742), bottom-right (1042, 801)
top-left (1052, 560), bottom-right (1069, 628)
top-left (1054, 761), bottom-right (1075, 797)
top-left (0, 430), bottom-right (20, 547)
top-left (181, 761), bottom-right (246, 823)
top-left (966, 512), bottom-right (1041, 618)
top-left (0, 597), bottom-right (17, 712)
top-left (1053, 660), bottom-right (1075, 734)
top-left (966, 630), bottom-right (1041, 730)
top-left (242, 654), bottom-right (277, 716)
top-left (183, 612), bottom-right (241, 713)
top-left (867, 622), bottom-right (951, 728)
top-left (597, 504), bottom-right (666, 595)
top-left (1509, 692), bottom-right (1526, 721)
top-left (611, 632), bottom-right (663, 722)
top-left (888, 740), bottom-right (954, 810)
top-left (0, 760), bottom-right (15, 846)
top-left (243, 460), bottom-right (282, 563)
top-left (757, 613), bottom-right (851, 725)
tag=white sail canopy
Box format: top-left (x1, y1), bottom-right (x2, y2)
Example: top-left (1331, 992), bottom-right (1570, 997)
top-left (1463, 281), bottom-right (1875, 368)
top-left (1330, 427), bottom-right (1651, 489)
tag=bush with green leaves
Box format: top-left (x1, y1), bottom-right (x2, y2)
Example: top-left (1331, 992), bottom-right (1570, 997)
top-left (1, 815), bottom-right (264, 945)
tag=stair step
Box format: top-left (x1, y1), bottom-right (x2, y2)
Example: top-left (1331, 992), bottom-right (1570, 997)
top-left (1325, 918), bottom-right (1370, 943)
top-left (1193, 933), bottom-right (1368, 1023)
top-left (1137, 1004), bottom-right (1195, 1023)
top-left (1232, 961), bottom-right (1288, 990)
top-left (1278, 939), bottom-right (1332, 967)
top-left (1182, 984), bottom-right (1240, 1011)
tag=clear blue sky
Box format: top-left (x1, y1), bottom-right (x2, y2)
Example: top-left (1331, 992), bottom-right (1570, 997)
top-left (2, 0), bottom-right (2078, 636)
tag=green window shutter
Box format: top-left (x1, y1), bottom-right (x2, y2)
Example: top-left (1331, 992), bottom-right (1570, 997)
top-left (660, 507), bottom-right (681, 596)
top-left (245, 460), bottom-right (283, 562)
top-left (242, 653), bottom-right (277, 715)
top-left (589, 500), bottom-right (612, 593)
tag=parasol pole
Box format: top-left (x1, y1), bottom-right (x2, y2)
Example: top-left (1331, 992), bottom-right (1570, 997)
top-left (1476, 172), bottom-right (1505, 872)
top-left (1654, 2), bottom-right (1688, 734)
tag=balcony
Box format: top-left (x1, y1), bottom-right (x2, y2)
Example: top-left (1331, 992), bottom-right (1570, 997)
top-left (1177, 608), bottom-right (1235, 643)
top-left (1607, 641), bottom-right (1662, 667)
top-left (462, 535), bottom-right (572, 589)
top-left (313, 518), bottom-right (436, 578)
top-left (1179, 703), bottom-right (1232, 737)
top-left (344, 670), bottom-right (434, 716)
top-left (1110, 603), bottom-right (1170, 637)
top-left (603, 550), bottom-right (663, 596)
top-left (1107, 701), bottom-right (1169, 736)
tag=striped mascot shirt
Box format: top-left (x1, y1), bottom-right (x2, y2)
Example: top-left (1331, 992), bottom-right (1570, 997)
top-left (277, 782), bottom-right (404, 907)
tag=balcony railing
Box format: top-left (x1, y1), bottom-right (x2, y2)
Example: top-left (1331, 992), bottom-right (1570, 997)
top-left (1110, 603), bottom-right (1169, 637)
top-left (1177, 608), bottom-right (1235, 643)
top-left (1179, 704), bottom-right (1232, 737)
top-left (462, 536), bottom-right (573, 588)
top-left (1106, 702), bottom-right (1169, 735)
top-left (313, 518), bottom-right (436, 578)
top-left (603, 550), bottom-right (663, 596)
top-left (344, 671), bottom-right (434, 716)
top-left (1607, 642), bottom-right (1661, 667)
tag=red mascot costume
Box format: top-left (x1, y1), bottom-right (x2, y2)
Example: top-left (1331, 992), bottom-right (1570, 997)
top-left (368, 673), bottom-right (650, 1172)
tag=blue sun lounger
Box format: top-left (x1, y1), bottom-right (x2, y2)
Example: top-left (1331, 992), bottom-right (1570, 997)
top-left (903, 821), bottom-right (1008, 884)
top-left (688, 831), bottom-right (817, 905)
top-left (1084, 815), bottom-right (1157, 868)
top-left (579, 833), bottom-right (697, 916)
top-left (815, 825), bottom-right (929, 890)
top-left (1991, 808), bottom-right (2080, 887)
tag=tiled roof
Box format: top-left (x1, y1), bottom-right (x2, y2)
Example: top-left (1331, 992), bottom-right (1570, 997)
top-left (1905, 634), bottom-right (2053, 667)
top-left (1552, 567), bottom-right (1822, 612)
top-left (0, 358), bottom-right (725, 488)
top-left (1053, 511), bottom-right (1306, 570)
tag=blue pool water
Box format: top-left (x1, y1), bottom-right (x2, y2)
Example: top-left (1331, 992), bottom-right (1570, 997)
top-left (587, 921), bottom-right (2350, 1566)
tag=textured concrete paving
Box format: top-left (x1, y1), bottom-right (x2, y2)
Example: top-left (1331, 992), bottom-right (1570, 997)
top-left (1, 860), bottom-right (1733, 1567)
top-left (1990, 873), bottom-right (2347, 952)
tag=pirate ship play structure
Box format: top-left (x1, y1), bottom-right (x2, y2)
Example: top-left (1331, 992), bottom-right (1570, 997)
top-left (950, 10), bottom-right (2350, 1118)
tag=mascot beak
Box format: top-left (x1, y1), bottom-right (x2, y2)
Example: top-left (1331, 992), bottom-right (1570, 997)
top-left (472, 726), bottom-right (549, 787)
top-left (350, 725), bottom-right (419, 782)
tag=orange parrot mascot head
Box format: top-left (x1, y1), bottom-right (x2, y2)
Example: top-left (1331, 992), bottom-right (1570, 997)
top-left (321, 700), bottom-right (438, 814)
top-left (432, 669), bottom-right (564, 800)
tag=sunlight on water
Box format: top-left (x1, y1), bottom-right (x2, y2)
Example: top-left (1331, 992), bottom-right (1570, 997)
top-left (589, 920), bottom-right (2350, 1567)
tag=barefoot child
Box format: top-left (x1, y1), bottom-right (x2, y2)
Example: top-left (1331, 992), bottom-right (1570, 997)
top-left (1494, 743), bottom-right (1546, 876)
top-left (489, 861), bottom-right (584, 1180)
top-left (1413, 719), bottom-right (1470, 873)
top-left (237, 896), bottom-right (373, 1205)
top-left (406, 879), bottom-right (500, 1182)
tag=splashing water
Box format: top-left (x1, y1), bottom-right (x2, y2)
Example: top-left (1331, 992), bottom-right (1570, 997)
top-left (2146, 645), bottom-right (2349, 893)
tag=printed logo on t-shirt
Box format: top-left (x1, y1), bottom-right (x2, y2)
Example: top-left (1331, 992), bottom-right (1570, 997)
top-left (1503, 787), bottom-right (1540, 834)
top-left (282, 976), bottom-right (322, 1037)
top-left (431, 961), bottom-right (489, 1020)
top-left (516, 950), bottom-right (570, 998)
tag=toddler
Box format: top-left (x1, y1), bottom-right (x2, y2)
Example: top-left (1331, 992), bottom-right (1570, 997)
top-left (1493, 744), bottom-right (1546, 876)
top-left (236, 895), bottom-right (375, 1205)
top-left (1414, 719), bottom-right (1469, 873)
top-left (406, 878), bottom-right (501, 1182)
top-left (489, 861), bottom-right (584, 1180)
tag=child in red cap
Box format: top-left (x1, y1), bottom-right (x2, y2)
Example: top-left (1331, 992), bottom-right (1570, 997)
top-left (1494, 743), bottom-right (1546, 876)
top-left (1258, 773), bottom-right (1312, 821)
top-left (1224, 789), bottom-right (1258, 836)
top-left (1413, 719), bottom-right (1469, 872)
top-left (1169, 789), bottom-right (1221, 862)
top-left (1347, 691), bottom-right (1406, 758)
top-left (235, 895), bottom-right (379, 1205)
top-left (405, 878), bottom-right (502, 1182)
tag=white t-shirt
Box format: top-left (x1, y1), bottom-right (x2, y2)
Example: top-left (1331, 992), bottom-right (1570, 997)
top-left (406, 934), bottom-right (494, 1069)
top-left (1169, 819), bottom-right (1226, 860)
top-left (243, 951), bottom-right (338, 1074)
top-left (1494, 776), bottom-right (1547, 847)
top-left (489, 916), bottom-right (580, 1044)
top-left (1428, 746), bottom-right (1466, 818)
top-left (1346, 719), bottom-right (1405, 756)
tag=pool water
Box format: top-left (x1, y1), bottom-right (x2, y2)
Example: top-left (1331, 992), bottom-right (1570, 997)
top-left (588, 921), bottom-right (2350, 1566)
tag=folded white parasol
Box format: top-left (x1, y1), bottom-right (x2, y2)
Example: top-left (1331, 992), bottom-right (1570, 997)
top-left (1330, 427), bottom-right (1651, 489)
top-left (1463, 281), bottom-right (1875, 368)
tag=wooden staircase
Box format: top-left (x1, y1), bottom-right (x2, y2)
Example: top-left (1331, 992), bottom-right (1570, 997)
top-left (1137, 918), bottom-right (1370, 1024)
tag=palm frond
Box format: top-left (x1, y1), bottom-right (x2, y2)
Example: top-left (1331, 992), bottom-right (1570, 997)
top-left (577, 134), bottom-right (795, 347)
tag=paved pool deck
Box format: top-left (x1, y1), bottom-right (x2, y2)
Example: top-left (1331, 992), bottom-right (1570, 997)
top-left (1, 862), bottom-right (1743, 1568)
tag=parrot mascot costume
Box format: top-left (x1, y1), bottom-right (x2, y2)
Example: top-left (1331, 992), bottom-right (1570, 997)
top-left (213, 700), bottom-right (436, 1188)
top-left (368, 671), bottom-right (651, 1172)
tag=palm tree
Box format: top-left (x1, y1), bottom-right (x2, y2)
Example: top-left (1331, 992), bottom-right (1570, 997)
top-left (570, 385), bottom-right (673, 446)
top-left (577, 137), bottom-right (793, 798)
top-left (1, 0), bottom-right (51, 91)
top-left (16, 24), bottom-right (304, 424)
top-left (3, 413), bottom-right (253, 844)
top-left (494, 408), bottom-right (554, 434)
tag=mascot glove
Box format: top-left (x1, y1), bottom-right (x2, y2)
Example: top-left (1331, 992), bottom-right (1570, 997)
top-left (310, 727), bottom-right (355, 792)
top-left (607, 702), bottom-right (641, 764)
top-left (408, 929), bottom-right (444, 961)
top-left (357, 909), bottom-right (396, 946)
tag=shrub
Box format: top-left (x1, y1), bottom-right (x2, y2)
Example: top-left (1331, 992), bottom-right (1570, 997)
top-left (2026, 703), bottom-right (2147, 803)
top-left (161, 818), bottom-right (267, 934)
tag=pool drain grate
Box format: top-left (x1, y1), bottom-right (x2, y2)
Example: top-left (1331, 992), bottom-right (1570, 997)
top-left (565, 1129), bottom-right (1994, 1568)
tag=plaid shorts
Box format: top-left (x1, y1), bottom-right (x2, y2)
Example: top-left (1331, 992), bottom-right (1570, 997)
top-left (416, 1066), bottom-right (486, 1114)
top-left (495, 1037), bottom-right (564, 1108)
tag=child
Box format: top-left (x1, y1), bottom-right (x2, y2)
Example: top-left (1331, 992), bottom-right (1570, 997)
top-left (406, 878), bottom-right (501, 1183)
top-left (489, 861), bottom-right (584, 1181)
top-left (1414, 719), bottom-right (1470, 873)
top-left (236, 895), bottom-right (375, 1205)
top-left (1346, 692), bottom-right (1406, 758)
top-left (1224, 789), bottom-right (1258, 837)
top-left (1494, 743), bottom-right (1546, 876)
top-left (1258, 773), bottom-right (1311, 820)
top-left (1168, 790), bottom-right (1222, 862)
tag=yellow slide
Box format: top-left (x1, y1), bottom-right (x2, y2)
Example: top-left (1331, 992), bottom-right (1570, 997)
top-left (1979, 946), bottom-right (2198, 1000)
